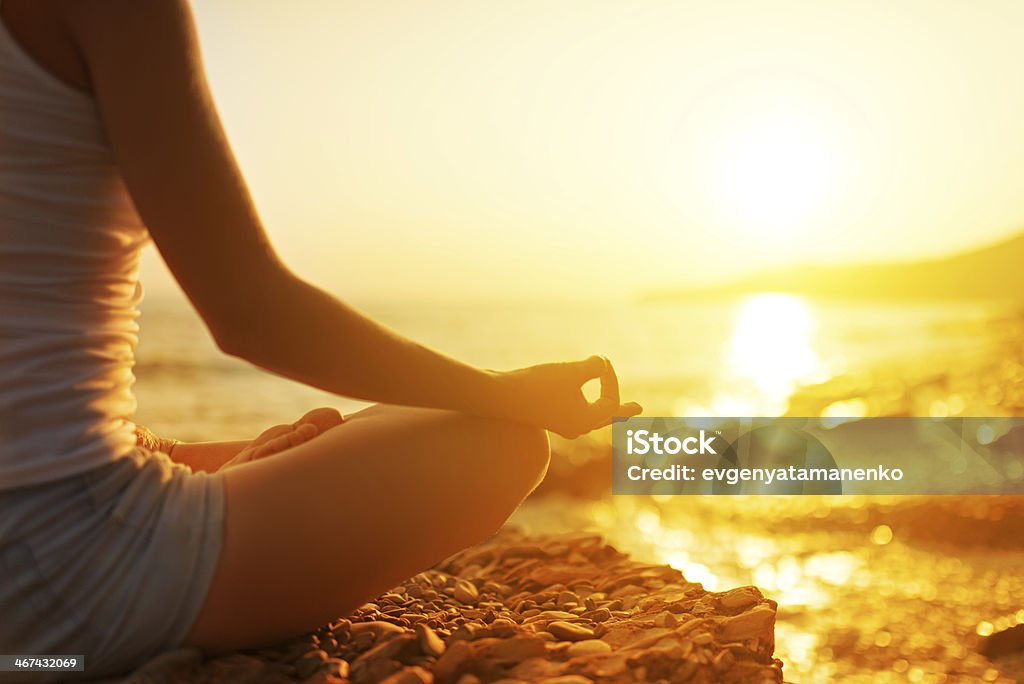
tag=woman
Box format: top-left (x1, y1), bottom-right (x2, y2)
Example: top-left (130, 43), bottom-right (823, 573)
top-left (0, 0), bottom-right (641, 678)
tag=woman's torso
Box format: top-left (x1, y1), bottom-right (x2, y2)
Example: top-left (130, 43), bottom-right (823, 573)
top-left (0, 4), bottom-right (149, 489)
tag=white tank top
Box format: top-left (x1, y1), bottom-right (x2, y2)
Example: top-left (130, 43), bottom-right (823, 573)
top-left (0, 7), bottom-right (149, 489)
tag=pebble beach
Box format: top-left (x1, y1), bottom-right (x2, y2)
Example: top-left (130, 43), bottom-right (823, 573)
top-left (118, 531), bottom-right (783, 684)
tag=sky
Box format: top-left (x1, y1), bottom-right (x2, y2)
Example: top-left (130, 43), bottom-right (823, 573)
top-left (142, 0), bottom-right (1024, 302)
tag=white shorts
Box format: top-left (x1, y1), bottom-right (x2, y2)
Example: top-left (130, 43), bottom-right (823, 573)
top-left (0, 449), bottom-right (225, 682)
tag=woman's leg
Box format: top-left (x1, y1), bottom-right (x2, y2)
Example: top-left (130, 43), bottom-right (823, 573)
top-left (182, 404), bottom-right (550, 651)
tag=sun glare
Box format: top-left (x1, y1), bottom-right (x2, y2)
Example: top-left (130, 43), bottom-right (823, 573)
top-left (710, 113), bottom-right (840, 240)
top-left (724, 293), bottom-right (824, 414)
top-left (664, 79), bottom-right (856, 255)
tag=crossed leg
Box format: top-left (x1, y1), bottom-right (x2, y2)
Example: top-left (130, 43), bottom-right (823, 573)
top-left (182, 404), bottom-right (550, 651)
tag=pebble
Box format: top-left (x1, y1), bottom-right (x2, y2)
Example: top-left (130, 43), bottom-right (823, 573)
top-left (416, 623), bottom-right (446, 657)
top-left (120, 531), bottom-right (783, 684)
top-left (718, 587), bottom-right (761, 611)
top-left (453, 579), bottom-right (479, 604)
top-left (654, 611), bottom-right (677, 628)
top-left (547, 621), bottom-right (596, 642)
top-left (294, 650), bottom-right (327, 680)
top-left (718, 605), bottom-right (776, 641)
top-left (349, 620), bottom-right (406, 640)
top-left (567, 639), bottom-right (613, 657)
top-left (557, 591), bottom-right (579, 606)
top-left (379, 665), bottom-right (435, 684)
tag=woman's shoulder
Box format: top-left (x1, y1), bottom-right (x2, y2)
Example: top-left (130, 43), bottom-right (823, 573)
top-left (2, 0), bottom-right (92, 93)
top-left (3, 0), bottom-right (198, 97)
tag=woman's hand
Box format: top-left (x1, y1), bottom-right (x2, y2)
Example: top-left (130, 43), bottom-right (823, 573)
top-left (148, 408), bottom-right (345, 473)
top-left (495, 356), bottom-right (642, 439)
top-left (217, 407), bottom-right (345, 470)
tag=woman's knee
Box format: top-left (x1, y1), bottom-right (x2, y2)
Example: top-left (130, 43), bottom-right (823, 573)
top-left (473, 417), bottom-right (550, 499)
top-left (342, 405), bottom-right (549, 506)
top-left (503, 420), bottom-right (550, 490)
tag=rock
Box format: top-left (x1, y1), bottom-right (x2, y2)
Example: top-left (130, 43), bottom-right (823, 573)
top-left (547, 621), bottom-right (595, 642)
top-left (380, 665), bottom-right (435, 684)
top-left (355, 633), bottom-right (420, 665)
top-left (718, 587), bottom-right (761, 611)
top-left (301, 673), bottom-right (347, 684)
top-left (556, 591), bottom-right (579, 606)
top-left (433, 639), bottom-right (472, 683)
top-left (350, 620), bottom-right (407, 640)
top-left (508, 656), bottom-right (565, 680)
top-left (582, 654), bottom-right (628, 678)
top-left (608, 584), bottom-right (646, 599)
top-left (453, 579), bottom-right (479, 604)
top-left (620, 627), bottom-right (674, 651)
top-left (416, 623), bottom-right (447, 657)
top-left (477, 635), bottom-right (547, 663)
top-left (567, 639), bottom-right (613, 657)
top-left (350, 657), bottom-right (404, 684)
top-left (717, 605), bottom-right (776, 641)
top-left (294, 650), bottom-right (328, 680)
top-left (654, 611), bottom-right (677, 628)
top-left (323, 657), bottom-right (348, 679)
top-left (581, 608), bottom-right (611, 622)
top-left (524, 610), bottom-right (577, 624)
top-left (693, 631), bottom-right (713, 645)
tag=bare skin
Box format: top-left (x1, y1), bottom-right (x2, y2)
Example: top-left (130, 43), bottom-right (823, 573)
top-left (2, 0), bottom-right (642, 655)
top-left (135, 407), bottom-right (346, 472)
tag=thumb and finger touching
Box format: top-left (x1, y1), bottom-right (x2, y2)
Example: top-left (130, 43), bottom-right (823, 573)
top-left (575, 355), bottom-right (644, 431)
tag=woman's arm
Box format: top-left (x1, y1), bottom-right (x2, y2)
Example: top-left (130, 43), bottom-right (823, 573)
top-left (63, 0), bottom-right (639, 438)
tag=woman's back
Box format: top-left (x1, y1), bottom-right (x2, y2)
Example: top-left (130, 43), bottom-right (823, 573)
top-left (0, 6), bottom-right (148, 488)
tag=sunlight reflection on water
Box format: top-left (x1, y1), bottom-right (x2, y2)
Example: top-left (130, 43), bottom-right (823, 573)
top-left (676, 293), bottom-right (830, 416)
top-left (516, 494), bottom-right (1024, 683)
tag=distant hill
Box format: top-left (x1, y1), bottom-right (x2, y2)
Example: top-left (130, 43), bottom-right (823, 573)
top-left (648, 230), bottom-right (1024, 301)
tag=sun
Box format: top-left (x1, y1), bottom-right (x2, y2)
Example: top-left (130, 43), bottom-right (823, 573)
top-left (708, 111), bottom-right (841, 242)
top-left (663, 79), bottom-right (854, 248)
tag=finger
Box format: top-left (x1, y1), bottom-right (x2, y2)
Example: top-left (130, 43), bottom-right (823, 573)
top-left (253, 423), bottom-right (318, 459)
top-left (569, 355), bottom-right (607, 383)
top-left (252, 435), bottom-right (291, 460)
top-left (286, 422), bottom-right (319, 447)
top-left (231, 447), bottom-right (256, 465)
top-left (599, 356), bottom-right (621, 405)
top-left (586, 398), bottom-right (643, 431)
top-left (586, 396), bottom-right (619, 426)
top-left (296, 407), bottom-right (344, 431)
top-left (618, 401), bottom-right (643, 418)
top-left (253, 423), bottom-right (294, 445)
